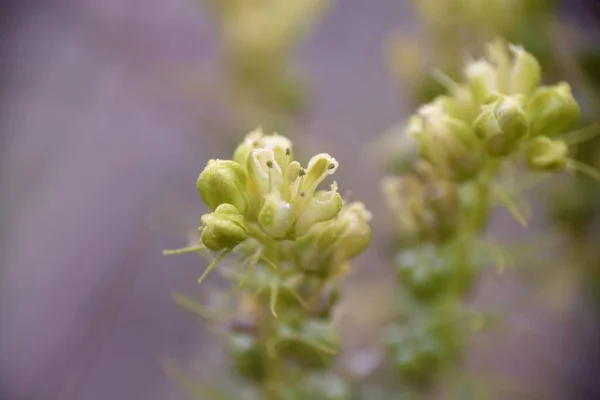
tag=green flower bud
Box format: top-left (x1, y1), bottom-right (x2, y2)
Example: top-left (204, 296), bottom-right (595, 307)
top-left (473, 95), bottom-right (528, 156)
top-left (411, 102), bottom-right (483, 181)
top-left (395, 244), bottom-right (451, 301)
top-left (465, 59), bottom-right (497, 103)
top-left (383, 167), bottom-right (461, 245)
top-left (386, 324), bottom-right (444, 385)
top-left (508, 44), bottom-right (541, 96)
top-left (387, 314), bottom-right (459, 385)
top-left (525, 137), bottom-right (568, 171)
top-left (228, 333), bottom-right (267, 383)
top-left (258, 191), bottom-right (294, 239)
top-left (295, 183), bottom-right (343, 237)
top-left (233, 127), bottom-right (264, 166)
top-left (197, 159), bottom-right (250, 214)
top-left (200, 204), bottom-right (248, 250)
top-left (526, 82), bottom-right (580, 137)
top-left (486, 38), bottom-right (511, 94)
top-left (331, 202), bottom-right (372, 261)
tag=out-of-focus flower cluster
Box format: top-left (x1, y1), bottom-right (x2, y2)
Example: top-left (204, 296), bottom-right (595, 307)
top-left (382, 39), bottom-right (581, 385)
top-left (203, 0), bottom-right (330, 122)
top-left (385, 0), bottom-right (557, 107)
top-left (386, 39), bottom-right (579, 243)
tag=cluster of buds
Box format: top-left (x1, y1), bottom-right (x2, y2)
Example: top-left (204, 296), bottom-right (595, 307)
top-left (383, 39), bottom-right (583, 386)
top-left (171, 127), bottom-right (370, 397)
top-left (406, 40), bottom-right (580, 181)
top-left (197, 128), bottom-right (370, 258)
top-left (385, 0), bottom-right (557, 116)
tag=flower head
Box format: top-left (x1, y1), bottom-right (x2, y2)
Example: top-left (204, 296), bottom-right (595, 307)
top-left (243, 131), bottom-right (342, 239)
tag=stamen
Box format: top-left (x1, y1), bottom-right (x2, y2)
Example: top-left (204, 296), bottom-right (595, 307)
top-left (266, 160), bottom-right (273, 193)
top-left (296, 168), bottom-right (306, 198)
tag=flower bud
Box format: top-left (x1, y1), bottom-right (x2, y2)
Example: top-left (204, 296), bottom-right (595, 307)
top-left (200, 204), bottom-right (248, 250)
top-left (197, 159), bottom-right (250, 214)
top-left (294, 183), bottom-right (343, 237)
top-left (387, 322), bottom-right (447, 385)
top-left (508, 44), bottom-right (541, 96)
top-left (384, 167), bottom-right (460, 244)
top-left (331, 202), bottom-right (372, 261)
top-left (233, 127), bottom-right (264, 166)
top-left (257, 192), bottom-right (294, 239)
top-left (473, 95), bottom-right (528, 156)
top-left (465, 59), bottom-right (497, 103)
top-left (525, 137), bottom-right (568, 171)
top-left (526, 82), bottom-right (580, 137)
top-left (412, 104), bottom-right (483, 181)
top-left (228, 333), bottom-right (267, 383)
top-left (395, 244), bottom-right (451, 300)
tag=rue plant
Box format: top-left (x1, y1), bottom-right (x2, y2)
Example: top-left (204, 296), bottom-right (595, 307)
top-left (165, 128), bottom-right (371, 399)
top-left (382, 39), bottom-right (593, 390)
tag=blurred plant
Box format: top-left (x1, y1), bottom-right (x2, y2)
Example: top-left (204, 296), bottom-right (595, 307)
top-left (165, 127), bottom-right (371, 399)
top-left (199, 0), bottom-right (330, 132)
top-left (380, 39), bottom-right (593, 395)
top-left (384, 0), bottom-right (558, 109)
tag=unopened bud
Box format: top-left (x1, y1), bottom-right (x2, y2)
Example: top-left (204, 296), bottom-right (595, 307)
top-left (197, 159), bottom-right (250, 214)
top-left (525, 137), bottom-right (568, 171)
top-left (257, 192), bottom-right (294, 239)
top-left (413, 104), bottom-right (483, 181)
top-left (233, 127), bottom-right (264, 166)
top-left (331, 202), bottom-right (372, 261)
top-left (295, 183), bottom-right (343, 237)
top-left (526, 82), bottom-right (580, 137)
top-left (508, 44), bottom-right (541, 96)
top-left (465, 59), bottom-right (498, 103)
top-left (200, 204), bottom-right (248, 250)
top-left (473, 95), bottom-right (528, 156)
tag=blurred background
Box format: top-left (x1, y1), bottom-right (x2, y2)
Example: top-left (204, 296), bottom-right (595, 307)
top-left (1, 0), bottom-right (599, 399)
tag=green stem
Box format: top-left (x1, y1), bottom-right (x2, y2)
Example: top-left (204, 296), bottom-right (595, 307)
top-left (257, 239), bottom-right (284, 400)
top-left (469, 161), bottom-right (500, 232)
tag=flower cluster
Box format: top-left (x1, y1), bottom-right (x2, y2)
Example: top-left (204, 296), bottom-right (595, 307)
top-left (409, 40), bottom-right (578, 178)
top-left (171, 128), bottom-right (371, 398)
top-left (382, 39), bottom-right (582, 385)
top-left (197, 128), bottom-right (370, 259)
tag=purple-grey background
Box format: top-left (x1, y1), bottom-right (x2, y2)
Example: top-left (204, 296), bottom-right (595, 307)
top-left (1, 1), bottom-right (598, 399)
